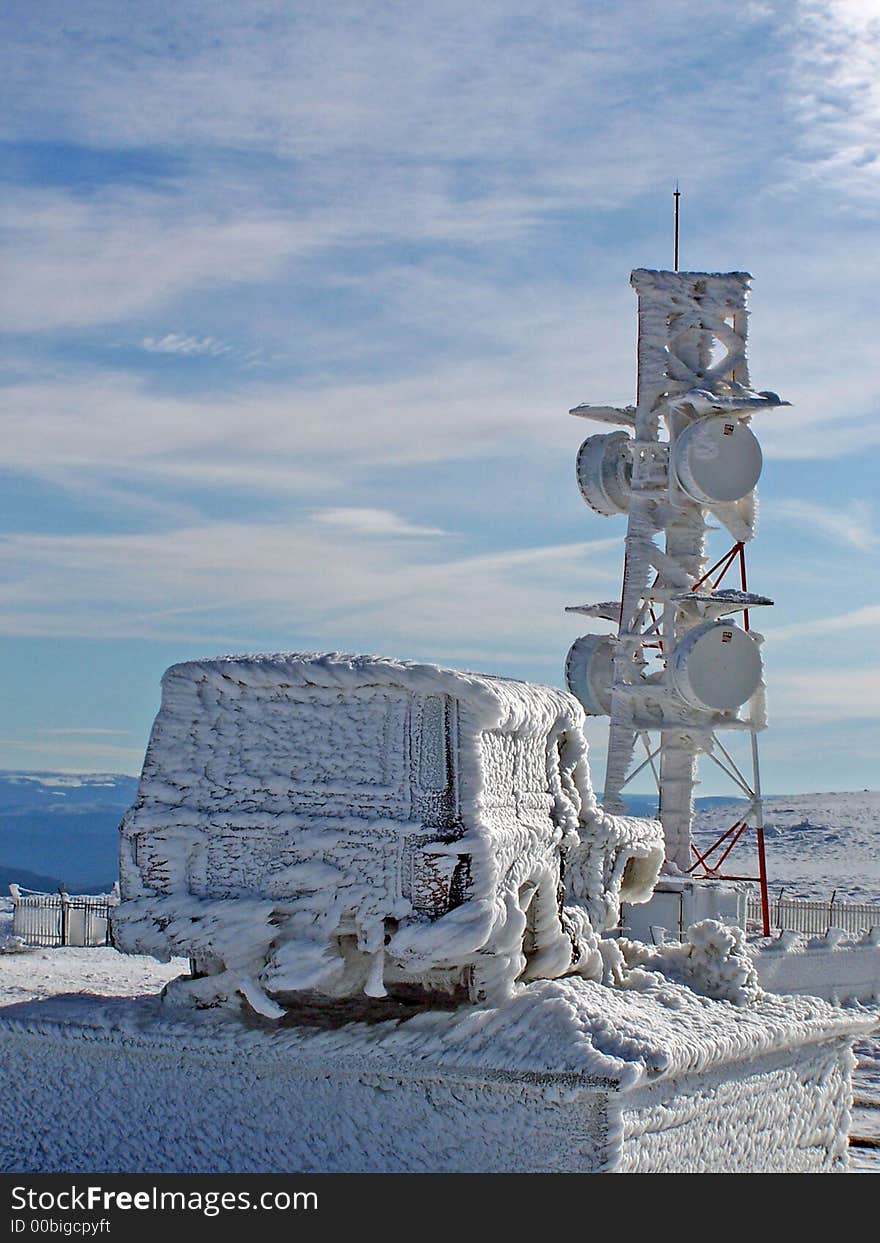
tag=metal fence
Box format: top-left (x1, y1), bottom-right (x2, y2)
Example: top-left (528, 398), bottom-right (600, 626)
top-left (746, 892), bottom-right (880, 937)
top-left (9, 885), bottom-right (118, 947)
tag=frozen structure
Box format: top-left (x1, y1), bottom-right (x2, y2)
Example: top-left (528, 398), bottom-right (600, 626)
top-left (564, 267), bottom-right (880, 1005)
top-left (13, 266), bottom-right (868, 1173)
top-left (567, 269), bottom-right (787, 932)
top-left (113, 652), bottom-right (664, 1015)
top-left (1, 968), bottom-right (873, 1173)
top-left (90, 650), bottom-right (876, 1173)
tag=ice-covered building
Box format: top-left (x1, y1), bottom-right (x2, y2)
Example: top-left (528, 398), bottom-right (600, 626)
top-left (113, 652), bottom-right (664, 1014)
top-left (3, 650), bottom-right (872, 1173)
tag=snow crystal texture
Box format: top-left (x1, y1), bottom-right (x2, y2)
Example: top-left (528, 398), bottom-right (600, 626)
top-left (0, 970), bottom-right (871, 1173)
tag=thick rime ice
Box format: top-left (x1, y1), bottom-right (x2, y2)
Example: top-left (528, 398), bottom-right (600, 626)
top-left (1, 970), bottom-right (874, 1173)
top-left (568, 271), bottom-right (782, 872)
top-left (614, 919), bottom-right (763, 1006)
top-left (114, 652), bottom-right (664, 1012)
top-left (6, 793), bottom-right (876, 1174)
top-left (2, 887), bottom-right (877, 1173)
top-left (2, 970), bottom-right (870, 1089)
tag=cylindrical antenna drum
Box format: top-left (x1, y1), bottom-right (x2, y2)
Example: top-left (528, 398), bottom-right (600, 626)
top-left (565, 634), bottom-right (615, 715)
top-left (576, 431), bottom-right (633, 516)
top-left (668, 620), bottom-right (762, 712)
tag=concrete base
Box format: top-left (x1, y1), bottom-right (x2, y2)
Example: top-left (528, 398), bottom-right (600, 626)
top-left (0, 982), bottom-right (870, 1174)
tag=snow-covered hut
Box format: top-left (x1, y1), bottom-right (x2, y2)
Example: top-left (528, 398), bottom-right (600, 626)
top-left (113, 652), bottom-right (663, 1013)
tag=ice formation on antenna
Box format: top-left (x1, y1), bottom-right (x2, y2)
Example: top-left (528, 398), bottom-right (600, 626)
top-left (568, 269), bottom-right (788, 881)
top-left (114, 652), bottom-right (664, 1015)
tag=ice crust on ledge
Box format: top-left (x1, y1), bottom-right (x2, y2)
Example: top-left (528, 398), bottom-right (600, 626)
top-left (1, 968), bottom-right (872, 1093)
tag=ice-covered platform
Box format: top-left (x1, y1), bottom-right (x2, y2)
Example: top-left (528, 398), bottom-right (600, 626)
top-left (0, 973), bottom-right (873, 1174)
top-left (752, 931), bottom-right (880, 1005)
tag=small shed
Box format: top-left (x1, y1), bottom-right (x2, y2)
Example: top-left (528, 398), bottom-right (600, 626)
top-left (113, 652), bottom-right (663, 1013)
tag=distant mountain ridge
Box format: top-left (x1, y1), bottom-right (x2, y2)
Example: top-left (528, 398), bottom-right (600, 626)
top-left (0, 771), bottom-right (138, 809)
top-left (0, 769), bottom-right (742, 895)
top-left (0, 771), bottom-right (138, 893)
top-left (0, 864), bottom-right (81, 894)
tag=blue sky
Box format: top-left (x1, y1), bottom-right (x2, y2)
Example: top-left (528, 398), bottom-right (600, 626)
top-left (1, 0), bottom-right (878, 794)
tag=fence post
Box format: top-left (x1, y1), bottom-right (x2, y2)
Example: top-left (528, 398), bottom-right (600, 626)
top-left (744, 893), bottom-right (880, 937)
top-left (827, 889), bottom-right (837, 936)
top-left (60, 893), bottom-right (70, 946)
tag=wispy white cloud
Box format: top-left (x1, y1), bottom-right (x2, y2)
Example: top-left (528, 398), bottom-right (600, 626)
top-left (770, 666), bottom-right (880, 722)
top-left (0, 3), bottom-right (807, 339)
top-left (309, 508), bottom-right (446, 538)
top-left (0, 344), bottom-right (617, 501)
top-left (756, 409), bottom-right (880, 461)
top-left (767, 603), bottom-right (880, 643)
top-left (0, 2), bottom-right (876, 782)
top-left (0, 186), bottom-right (320, 333)
top-left (141, 334), bottom-right (231, 357)
top-left (0, 3), bottom-right (772, 173)
top-left (0, 519), bottom-right (620, 668)
top-left (788, 0), bottom-right (880, 197)
top-left (0, 736), bottom-right (144, 772)
top-left (37, 728), bottom-right (132, 736)
top-left (772, 498), bottom-right (877, 552)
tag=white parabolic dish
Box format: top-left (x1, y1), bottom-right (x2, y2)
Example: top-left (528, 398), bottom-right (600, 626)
top-left (669, 621), bottom-right (763, 711)
top-left (672, 416), bottom-right (762, 505)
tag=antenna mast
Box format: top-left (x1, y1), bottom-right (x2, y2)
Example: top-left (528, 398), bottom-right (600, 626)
top-left (673, 183), bottom-right (681, 271)
top-left (566, 258), bottom-right (790, 937)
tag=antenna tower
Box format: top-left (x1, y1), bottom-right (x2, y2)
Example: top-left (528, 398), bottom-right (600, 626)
top-left (565, 195), bottom-right (788, 934)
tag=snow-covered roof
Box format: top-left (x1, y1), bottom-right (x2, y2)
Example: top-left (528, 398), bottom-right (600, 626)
top-left (160, 651), bottom-right (584, 735)
top-left (630, 267), bottom-right (751, 290)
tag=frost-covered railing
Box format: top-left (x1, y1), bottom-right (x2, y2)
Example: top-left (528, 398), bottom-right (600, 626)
top-left (746, 893), bottom-right (880, 937)
top-left (8, 884), bottom-right (119, 948)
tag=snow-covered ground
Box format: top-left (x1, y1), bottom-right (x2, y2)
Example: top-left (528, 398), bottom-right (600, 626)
top-left (693, 790), bottom-right (880, 903)
top-left (695, 790), bottom-right (880, 1170)
top-left (2, 788), bottom-right (879, 1171)
top-left (0, 896), bottom-right (187, 1004)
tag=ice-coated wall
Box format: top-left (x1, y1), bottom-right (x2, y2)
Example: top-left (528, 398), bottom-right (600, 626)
top-left (615, 1039), bottom-right (855, 1173)
top-left (0, 1016), bottom-right (610, 1174)
top-left (114, 652), bottom-right (664, 1012)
